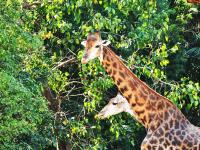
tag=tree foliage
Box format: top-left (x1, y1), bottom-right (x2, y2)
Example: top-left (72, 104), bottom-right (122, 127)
top-left (0, 0), bottom-right (200, 149)
top-left (0, 1), bottom-right (52, 149)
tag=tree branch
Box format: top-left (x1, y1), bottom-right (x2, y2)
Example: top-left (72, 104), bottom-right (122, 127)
top-left (52, 57), bottom-right (76, 71)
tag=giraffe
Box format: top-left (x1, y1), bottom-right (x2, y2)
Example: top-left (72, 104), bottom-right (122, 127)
top-left (97, 93), bottom-right (200, 149)
top-left (81, 31), bottom-right (200, 150)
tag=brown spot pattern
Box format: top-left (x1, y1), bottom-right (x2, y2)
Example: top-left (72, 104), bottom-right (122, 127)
top-left (112, 62), bottom-right (117, 68)
top-left (119, 71), bottom-right (126, 79)
top-left (150, 138), bottom-right (157, 144)
top-left (132, 103), bottom-right (136, 107)
top-left (149, 94), bottom-right (156, 100)
top-left (175, 120), bottom-right (179, 129)
top-left (128, 80), bottom-right (136, 91)
top-left (106, 56), bottom-right (110, 61)
top-left (163, 123), bottom-right (169, 131)
top-left (164, 111), bottom-right (169, 120)
top-left (120, 86), bottom-right (128, 93)
top-left (135, 95), bottom-right (145, 106)
top-left (112, 70), bottom-right (117, 76)
top-left (135, 109), bottom-right (145, 116)
top-left (157, 101), bottom-right (164, 110)
top-left (105, 62), bottom-right (110, 67)
top-left (141, 116), bottom-right (147, 124)
top-left (116, 78), bottom-right (122, 86)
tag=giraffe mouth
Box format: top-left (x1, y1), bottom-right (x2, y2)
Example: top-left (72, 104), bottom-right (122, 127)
top-left (81, 58), bottom-right (88, 64)
top-left (96, 111), bottom-right (107, 119)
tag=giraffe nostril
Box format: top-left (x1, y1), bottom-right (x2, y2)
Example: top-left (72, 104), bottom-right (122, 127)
top-left (81, 54), bottom-right (89, 64)
top-left (83, 54), bottom-right (88, 59)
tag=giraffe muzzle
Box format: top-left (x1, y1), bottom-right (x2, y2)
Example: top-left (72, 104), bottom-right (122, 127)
top-left (96, 110), bottom-right (108, 119)
top-left (81, 58), bottom-right (88, 64)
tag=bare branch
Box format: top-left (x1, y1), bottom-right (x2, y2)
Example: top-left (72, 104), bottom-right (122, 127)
top-left (52, 57), bottom-right (76, 71)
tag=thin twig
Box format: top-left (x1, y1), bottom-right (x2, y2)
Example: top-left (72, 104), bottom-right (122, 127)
top-left (52, 58), bottom-right (76, 70)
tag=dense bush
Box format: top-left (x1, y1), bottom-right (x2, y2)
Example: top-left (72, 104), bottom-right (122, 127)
top-left (0, 0), bottom-right (199, 149)
top-left (0, 1), bottom-right (52, 149)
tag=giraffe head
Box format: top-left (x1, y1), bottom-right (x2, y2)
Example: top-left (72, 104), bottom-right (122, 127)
top-left (81, 31), bottom-right (110, 64)
top-left (96, 93), bottom-right (133, 119)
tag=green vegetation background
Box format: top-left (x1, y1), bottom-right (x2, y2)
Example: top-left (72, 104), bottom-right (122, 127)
top-left (0, 0), bottom-right (199, 149)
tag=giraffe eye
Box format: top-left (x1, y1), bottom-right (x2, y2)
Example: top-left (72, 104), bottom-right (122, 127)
top-left (95, 45), bottom-right (100, 48)
top-left (112, 102), bottom-right (118, 105)
top-left (102, 41), bottom-right (107, 44)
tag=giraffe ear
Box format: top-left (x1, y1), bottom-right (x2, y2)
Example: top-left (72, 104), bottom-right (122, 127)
top-left (81, 40), bottom-right (87, 47)
top-left (101, 40), bottom-right (111, 46)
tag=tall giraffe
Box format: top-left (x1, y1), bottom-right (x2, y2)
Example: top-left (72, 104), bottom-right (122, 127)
top-left (81, 31), bottom-right (200, 149)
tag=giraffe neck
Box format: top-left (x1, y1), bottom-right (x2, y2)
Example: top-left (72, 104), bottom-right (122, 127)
top-left (100, 46), bottom-right (188, 132)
